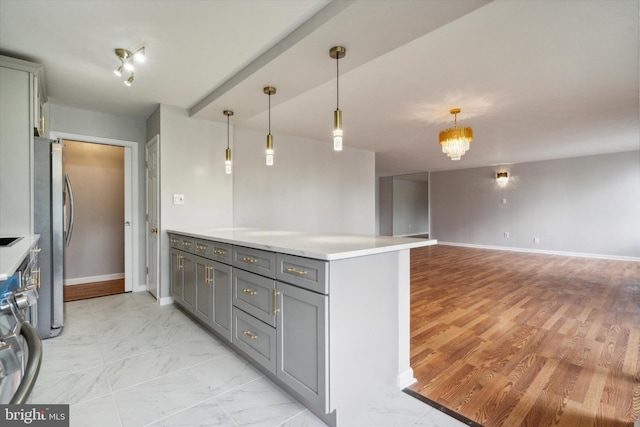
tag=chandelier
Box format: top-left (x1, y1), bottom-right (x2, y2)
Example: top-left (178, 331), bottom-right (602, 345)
top-left (439, 108), bottom-right (473, 160)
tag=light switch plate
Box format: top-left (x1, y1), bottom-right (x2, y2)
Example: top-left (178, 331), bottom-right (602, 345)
top-left (173, 194), bottom-right (185, 205)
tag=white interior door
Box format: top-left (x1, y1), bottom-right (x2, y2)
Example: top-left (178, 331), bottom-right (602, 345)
top-left (146, 135), bottom-right (160, 299)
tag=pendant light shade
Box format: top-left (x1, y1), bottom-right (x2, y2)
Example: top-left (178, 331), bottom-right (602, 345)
top-left (264, 86), bottom-right (276, 166)
top-left (330, 46), bottom-right (346, 151)
top-left (223, 110), bottom-right (233, 174)
top-left (439, 108), bottom-right (473, 161)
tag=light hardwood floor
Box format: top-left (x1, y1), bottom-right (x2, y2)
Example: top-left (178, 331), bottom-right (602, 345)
top-left (409, 245), bottom-right (640, 427)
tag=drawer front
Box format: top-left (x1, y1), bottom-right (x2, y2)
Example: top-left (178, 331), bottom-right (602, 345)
top-left (232, 307), bottom-right (276, 374)
top-left (277, 254), bottom-right (329, 294)
top-left (169, 234), bottom-right (181, 250)
top-left (232, 268), bottom-right (276, 327)
top-left (210, 241), bottom-right (232, 264)
top-left (194, 239), bottom-right (213, 258)
top-left (233, 246), bottom-right (276, 278)
top-left (179, 237), bottom-right (195, 253)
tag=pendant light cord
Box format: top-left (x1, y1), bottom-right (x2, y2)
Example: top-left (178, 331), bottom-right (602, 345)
top-left (336, 55), bottom-right (340, 110)
top-left (268, 92), bottom-right (271, 135)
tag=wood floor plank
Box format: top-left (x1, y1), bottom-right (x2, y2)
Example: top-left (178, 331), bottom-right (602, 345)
top-left (409, 245), bottom-right (640, 426)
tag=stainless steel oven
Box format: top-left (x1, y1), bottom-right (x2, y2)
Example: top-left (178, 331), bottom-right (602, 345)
top-left (0, 259), bottom-right (42, 404)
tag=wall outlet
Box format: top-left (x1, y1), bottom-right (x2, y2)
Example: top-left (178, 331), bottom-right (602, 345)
top-left (534, 237), bottom-right (540, 244)
top-left (173, 194), bottom-right (185, 205)
top-left (501, 198), bottom-right (507, 205)
top-left (504, 232), bottom-right (509, 238)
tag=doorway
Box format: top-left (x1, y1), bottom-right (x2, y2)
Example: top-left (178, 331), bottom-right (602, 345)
top-left (62, 140), bottom-right (125, 301)
top-left (50, 131), bottom-right (140, 298)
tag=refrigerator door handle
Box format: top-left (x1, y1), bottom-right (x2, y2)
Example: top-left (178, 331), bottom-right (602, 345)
top-left (64, 173), bottom-right (75, 247)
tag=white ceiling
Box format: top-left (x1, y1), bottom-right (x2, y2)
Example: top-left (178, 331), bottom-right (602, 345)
top-left (1, 0), bottom-right (638, 176)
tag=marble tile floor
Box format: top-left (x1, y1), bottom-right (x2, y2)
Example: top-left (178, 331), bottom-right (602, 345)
top-left (29, 292), bottom-right (469, 427)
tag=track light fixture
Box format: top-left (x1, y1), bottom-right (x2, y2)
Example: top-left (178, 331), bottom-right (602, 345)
top-left (114, 47), bottom-right (145, 86)
top-left (330, 46), bottom-right (346, 151)
top-left (264, 86), bottom-right (276, 166)
top-left (224, 110), bottom-right (234, 174)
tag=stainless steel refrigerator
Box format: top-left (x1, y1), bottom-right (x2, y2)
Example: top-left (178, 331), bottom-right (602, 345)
top-left (34, 137), bottom-right (74, 339)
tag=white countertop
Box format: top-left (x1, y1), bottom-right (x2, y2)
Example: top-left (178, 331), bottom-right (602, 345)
top-left (168, 228), bottom-right (437, 260)
top-left (0, 235), bottom-right (40, 280)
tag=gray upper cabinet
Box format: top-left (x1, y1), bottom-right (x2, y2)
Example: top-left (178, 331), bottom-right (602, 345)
top-left (276, 281), bottom-right (328, 412)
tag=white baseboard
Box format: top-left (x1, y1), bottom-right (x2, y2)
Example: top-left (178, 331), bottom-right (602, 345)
top-left (132, 283), bottom-right (148, 293)
top-left (396, 368), bottom-right (417, 389)
top-left (64, 273), bottom-right (125, 286)
top-left (159, 296), bottom-right (174, 306)
top-left (438, 242), bottom-right (640, 262)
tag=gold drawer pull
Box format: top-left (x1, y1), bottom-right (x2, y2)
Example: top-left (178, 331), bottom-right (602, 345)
top-left (183, 241), bottom-right (192, 247)
top-left (273, 289), bottom-right (281, 315)
top-left (242, 288), bottom-right (257, 296)
top-left (242, 257), bottom-right (258, 264)
top-left (243, 330), bottom-right (258, 340)
top-left (214, 249), bottom-right (227, 255)
top-left (196, 244), bottom-right (207, 251)
top-left (286, 267), bottom-right (308, 276)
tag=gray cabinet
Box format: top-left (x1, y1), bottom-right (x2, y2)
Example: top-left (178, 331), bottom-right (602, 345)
top-left (277, 281), bottom-right (328, 412)
top-left (195, 255), bottom-right (232, 340)
top-left (169, 247), bottom-right (194, 308)
top-left (169, 234), bottom-right (330, 421)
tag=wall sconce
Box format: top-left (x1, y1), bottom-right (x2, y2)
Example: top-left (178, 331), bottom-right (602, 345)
top-left (496, 171), bottom-right (509, 185)
top-left (114, 47), bottom-right (145, 86)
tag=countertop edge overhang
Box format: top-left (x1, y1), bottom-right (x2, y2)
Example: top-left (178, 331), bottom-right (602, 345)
top-left (0, 235), bottom-right (40, 280)
top-left (167, 228), bottom-right (437, 260)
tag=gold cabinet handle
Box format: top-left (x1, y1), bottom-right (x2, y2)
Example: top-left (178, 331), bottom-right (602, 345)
top-left (34, 268), bottom-right (41, 289)
top-left (286, 267), bottom-right (308, 276)
top-left (39, 116), bottom-right (45, 135)
top-left (273, 289), bottom-right (281, 315)
top-left (196, 243), bottom-right (207, 251)
top-left (151, 228), bottom-right (158, 234)
top-left (207, 266), bottom-right (214, 284)
top-left (214, 249), bottom-right (226, 255)
top-left (243, 330), bottom-right (258, 340)
top-left (242, 257), bottom-right (258, 264)
top-left (183, 241), bottom-right (192, 247)
top-left (177, 255), bottom-right (183, 270)
top-left (243, 288), bottom-right (257, 296)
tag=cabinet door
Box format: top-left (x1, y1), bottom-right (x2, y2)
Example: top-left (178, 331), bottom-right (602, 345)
top-left (210, 260), bottom-right (232, 341)
top-left (182, 253), bottom-right (195, 310)
top-left (170, 249), bottom-right (183, 301)
top-left (276, 282), bottom-right (328, 412)
top-left (195, 256), bottom-right (212, 323)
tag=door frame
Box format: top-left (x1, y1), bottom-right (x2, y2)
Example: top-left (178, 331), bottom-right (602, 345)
top-left (145, 135), bottom-right (160, 299)
top-left (50, 131), bottom-right (139, 293)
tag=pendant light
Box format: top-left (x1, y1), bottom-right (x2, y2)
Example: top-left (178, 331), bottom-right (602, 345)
top-left (439, 108), bottom-right (473, 161)
top-left (223, 110), bottom-right (233, 174)
top-left (330, 46), bottom-right (346, 151)
top-left (264, 86), bottom-right (276, 166)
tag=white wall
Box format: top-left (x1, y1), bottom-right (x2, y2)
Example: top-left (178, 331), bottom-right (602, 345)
top-left (156, 105), bottom-right (233, 299)
top-left (392, 178), bottom-right (428, 236)
top-left (50, 104), bottom-right (147, 283)
top-left (233, 127), bottom-right (376, 235)
top-left (430, 151), bottom-right (640, 258)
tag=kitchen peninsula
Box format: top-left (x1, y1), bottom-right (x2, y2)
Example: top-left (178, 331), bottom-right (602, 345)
top-left (167, 227), bottom-right (436, 426)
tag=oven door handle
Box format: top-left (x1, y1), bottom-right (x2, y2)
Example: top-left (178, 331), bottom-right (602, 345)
top-left (10, 322), bottom-right (43, 404)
